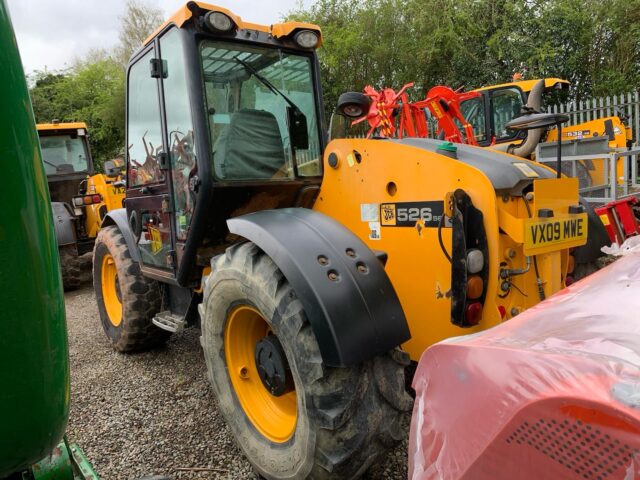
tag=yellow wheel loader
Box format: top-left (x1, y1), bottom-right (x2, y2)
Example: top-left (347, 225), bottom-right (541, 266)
top-left (37, 122), bottom-right (125, 289)
top-left (92, 3), bottom-right (589, 478)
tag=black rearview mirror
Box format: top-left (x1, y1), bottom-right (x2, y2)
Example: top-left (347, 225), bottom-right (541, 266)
top-left (336, 92), bottom-right (371, 119)
top-left (104, 160), bottom-right (121, 178)
top-left (506, 112), bottom-right (569, 179)
top-left (288, 107), bottom-right (309, 150)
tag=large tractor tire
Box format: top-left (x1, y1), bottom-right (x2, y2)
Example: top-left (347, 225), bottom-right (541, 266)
top-left (59, 244), bottom-right (81, 291)
top-left (200, 242), bottom-right (412, 480)
top-left (93, 225), bottom-right (170, 352)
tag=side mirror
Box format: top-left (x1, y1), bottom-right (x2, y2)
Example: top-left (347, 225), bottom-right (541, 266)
top-left (505, 112), bottom-right (569, 131)
top-left (287, 107), bottom-right (309, 150)
top-left (506, 112), bottom-right (569, 179)
top-left (104, 159), bottom-right (122, 178)
top-left (336, 92), bottom-right (371, 119)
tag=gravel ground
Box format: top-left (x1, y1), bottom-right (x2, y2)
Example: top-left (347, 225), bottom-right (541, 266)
top-left (65, 264), bottom-right (409, 480)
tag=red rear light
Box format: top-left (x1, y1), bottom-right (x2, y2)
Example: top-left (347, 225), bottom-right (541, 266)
top-left (566, 275), bottom-right (574, 286)
top-left (465, 302), bottom-right (483, 326)
top-left (498, 305), bottom-right (506, 319)
top-left (92, 194), bottom-right (101, 204)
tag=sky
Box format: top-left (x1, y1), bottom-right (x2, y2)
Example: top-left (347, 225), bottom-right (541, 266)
top-left (6, 0), bottom-right (306, 73)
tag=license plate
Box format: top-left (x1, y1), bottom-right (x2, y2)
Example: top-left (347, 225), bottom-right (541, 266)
top-left (524, 214), bottom-right (588, 254)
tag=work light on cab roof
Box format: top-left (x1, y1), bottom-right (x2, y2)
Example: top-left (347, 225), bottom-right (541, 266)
top-left (294, 29), bottom-right (319, 49)
top-left (205, 11), bottom-right (234, 32)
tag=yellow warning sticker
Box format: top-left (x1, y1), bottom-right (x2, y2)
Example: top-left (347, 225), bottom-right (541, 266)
top-left (346, 153), bottom-right (355, 167)
top-left (513, 162), bottom-right (539, 178)
top-left (430, 101), bottom-right (443, 119)
top-left (149, 226), bottom-right (162, 254)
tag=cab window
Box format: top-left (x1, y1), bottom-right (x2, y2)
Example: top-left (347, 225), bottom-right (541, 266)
top-left (40, 133), bottom-right (90, 175)
top-left (159, 28), bottom-right (196, 241)
top-left (200, 40), bottom-right (322, 180)
top-left (127, 50), bottom-right (165, 187)
top-left (492, 87), bottom-right (524, 140)
top-left (459, 97), bottom-right (487, 143)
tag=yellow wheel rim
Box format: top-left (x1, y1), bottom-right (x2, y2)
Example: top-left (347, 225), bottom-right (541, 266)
top-left (101, 253), bottom-right (122, 327)
top-left (224, 305), bottom-right (297, 443)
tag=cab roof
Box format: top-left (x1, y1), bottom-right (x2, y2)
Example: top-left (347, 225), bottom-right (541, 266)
top-left (143, 2), bottom-right (322, 48)
top-left (473, 78), bottom-right (570, 93)
top-left (36, 122), bottom-right (88, 132)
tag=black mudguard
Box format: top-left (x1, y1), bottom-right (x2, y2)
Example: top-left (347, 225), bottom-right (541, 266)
top-left (51, 202), bottom-right (77, 247)
top-left (228, 208), bottom-right (410, 368)
top-left (574, 197), bottom-right (610, 264)
top-left (101, 208), bottom-right (141, 262)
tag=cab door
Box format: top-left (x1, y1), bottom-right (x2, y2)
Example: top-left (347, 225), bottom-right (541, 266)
top-left (125, 45), bottom-right (176, 277)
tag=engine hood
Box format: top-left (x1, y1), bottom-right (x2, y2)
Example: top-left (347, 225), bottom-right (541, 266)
top-left (389, 137), bottom-right (554, 193)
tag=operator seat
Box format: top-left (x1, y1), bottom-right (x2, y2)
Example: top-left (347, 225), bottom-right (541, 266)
top-left (213, 109), bottom-right (286, 179)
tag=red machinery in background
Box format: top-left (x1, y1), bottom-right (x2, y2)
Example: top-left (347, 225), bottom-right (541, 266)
top-left (353, 83), bottom-right (481, 144)
top-left (595, 196), bottom-right (640, 245)
top-left (409, 251), bottom-right (640, 480)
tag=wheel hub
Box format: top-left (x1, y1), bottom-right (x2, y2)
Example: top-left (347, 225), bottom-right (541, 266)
top-left (255, 334), bottom-right (293, 397)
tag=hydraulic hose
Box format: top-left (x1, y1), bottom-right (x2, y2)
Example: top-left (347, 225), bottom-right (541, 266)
top-left (522, 194), bottom-right (546, 301)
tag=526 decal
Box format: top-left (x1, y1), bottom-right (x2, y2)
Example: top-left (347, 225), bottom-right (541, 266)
top-left (380, 201), bottom-right (448, 227)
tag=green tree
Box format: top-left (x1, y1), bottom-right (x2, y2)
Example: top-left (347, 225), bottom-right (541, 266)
top-left (30, 56), bottom-right (125, 169)
top-left (115, 0), bottom-right (164, 67)
top-left (288, 0), bottom-right (640, 110)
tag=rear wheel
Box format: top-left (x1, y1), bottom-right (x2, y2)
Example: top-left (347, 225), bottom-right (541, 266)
top-left (200, 242), bottom-right (412, 480)
top-left (93, 225), bottom-right (170, 352)
top-left (59, 244), bottom-right (80, 291)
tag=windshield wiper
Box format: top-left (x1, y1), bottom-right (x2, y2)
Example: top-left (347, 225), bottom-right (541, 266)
top-left (235, 57), bottom-right (301, 113)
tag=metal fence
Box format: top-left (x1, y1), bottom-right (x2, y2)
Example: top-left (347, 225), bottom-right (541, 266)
top-left (548, 91), bottom-right (640, 144)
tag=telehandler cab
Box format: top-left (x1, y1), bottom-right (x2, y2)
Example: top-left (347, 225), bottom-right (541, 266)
top-left (94, 2), bottom-right (589, 478)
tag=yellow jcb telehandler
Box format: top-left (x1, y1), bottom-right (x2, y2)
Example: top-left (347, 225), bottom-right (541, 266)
top-left (38, 122), bottom-right (125, 289)
top-left (93, 3), bottom-right (589, 478)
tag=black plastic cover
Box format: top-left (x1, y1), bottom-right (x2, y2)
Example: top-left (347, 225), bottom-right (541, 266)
top-left (573, 197), bottom-right (610, 264)
top-left (449, 190), bottom-right (488, 327)
top-left (390, 138), bottom-right (555, 191)
top-left (228, 208), bottom-right (410, 367)
top-left (51, 201), bottom-right (77, 247)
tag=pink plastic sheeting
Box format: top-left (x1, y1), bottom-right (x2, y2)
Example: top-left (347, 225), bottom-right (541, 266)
top-left (409, 252), bottom-right (640, 480)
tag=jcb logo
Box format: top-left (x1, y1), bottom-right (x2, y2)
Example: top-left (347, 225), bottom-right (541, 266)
top-left (381, 204), bottom-right (396, 225)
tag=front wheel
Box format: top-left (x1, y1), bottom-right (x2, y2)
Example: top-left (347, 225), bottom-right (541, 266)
top-left (200, 242), bottom-right (412, 480)
top-left (93, 225), bottom-right (170, 352)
